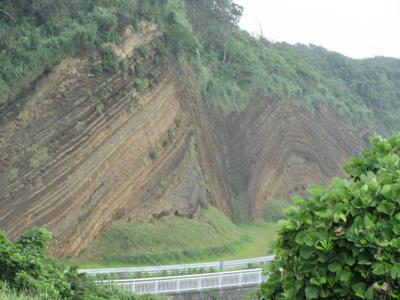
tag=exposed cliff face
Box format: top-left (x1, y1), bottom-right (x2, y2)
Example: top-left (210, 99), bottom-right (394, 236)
top-left (0, 25), bottom-right (365, 258)
top-left (198, 96), bottom-right (364, 221)
top-left (0, 24), bottom-right (210, 258)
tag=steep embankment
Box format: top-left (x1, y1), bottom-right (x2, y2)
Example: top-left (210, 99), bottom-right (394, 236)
top-left (0, 24), bottom-right (211, 258)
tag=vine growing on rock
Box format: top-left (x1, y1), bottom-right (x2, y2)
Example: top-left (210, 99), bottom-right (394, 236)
top-left (258, 133), bottom-right (400, 299)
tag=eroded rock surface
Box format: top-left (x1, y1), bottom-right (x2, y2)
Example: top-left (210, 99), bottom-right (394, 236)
top-left (0, 26), bottom-right (364, 257)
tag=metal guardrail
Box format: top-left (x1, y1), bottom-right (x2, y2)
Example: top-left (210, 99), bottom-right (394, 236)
top-left (222, 255), bottom-right (275, 269)
top-left (79, 255), bottom-right (275, 276)
top-left (99, 269), bottom-right (263, 294)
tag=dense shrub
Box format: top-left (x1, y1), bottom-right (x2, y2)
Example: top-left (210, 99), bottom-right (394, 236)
top-left (0, 228), bottom-right (161, 300)
top-left (100, 47), bottom-right (119, 73)
top-left (0, 228), bottom-right (70, 298)
top-left (257, 133), bottom-right (400, 299)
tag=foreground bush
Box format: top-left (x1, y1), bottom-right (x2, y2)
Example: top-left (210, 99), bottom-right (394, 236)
top-left (258, 133), bottom-right (400, 299)
top-left (0, 228), bottom-right (161, 299)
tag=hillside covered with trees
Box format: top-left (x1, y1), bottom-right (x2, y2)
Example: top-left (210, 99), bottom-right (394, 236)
top-left (1, 0), bottom-right (400, 133)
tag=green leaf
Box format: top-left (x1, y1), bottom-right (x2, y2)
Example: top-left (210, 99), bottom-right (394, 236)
top-left (328, 262), bottom-right (342, 273)
top-left (333, 213), bottom-right (347, 223)
top-left (393, 224), bottom-right (400, 235)
top-left (391, 263), bottom-right (400, 279)
top-left (365, 287), bottom-right (374, 300)
top-left (352, 282), bottom-right (366, 297)
top-left (303, 233), bottom-right (317, 247)
top-left (345, 255), bottom-right (356, 266)
top-left (305, 286), bottom-right (318, 299)
top-left (377, 201), bottom-right (395, 216)
top-left (381, 184), bottom-right (392, 197)
top-left (292, 195), bottom-right (305, 206)
top-left (372, 263), bottom-right (389, 275)
top-left (300, 246), bottom-right (313, 259)
top-left (340, 270), bottom-right (351, 284)
top-left (367, 176), bottom-right (378, 191)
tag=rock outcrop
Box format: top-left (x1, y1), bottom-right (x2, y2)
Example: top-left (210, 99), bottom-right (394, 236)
top-left (0, 25), bottom-right (364, 257)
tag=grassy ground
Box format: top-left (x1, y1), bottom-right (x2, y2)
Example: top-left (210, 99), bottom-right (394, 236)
top-left (221, 220), bottom-right (280, 260)
top-left (67, 207), bottom-right (280, 268)
top-left (0, 289), bottom-right (39, 300)
top-left (262, 198), bottom-right (292, 222)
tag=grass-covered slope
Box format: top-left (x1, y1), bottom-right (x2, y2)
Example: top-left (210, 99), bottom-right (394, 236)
top-left (69, 207), bottom-right (279, 267)
top-left (0, 286), bottom-right (40, 300)
top-left (72, 207), bottom-right (248, 266)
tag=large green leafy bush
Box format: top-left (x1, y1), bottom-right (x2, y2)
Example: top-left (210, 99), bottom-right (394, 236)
top-left (258, 133), bottom-right (400, 299)
top-left (0, 227), bottom-right (161, 299)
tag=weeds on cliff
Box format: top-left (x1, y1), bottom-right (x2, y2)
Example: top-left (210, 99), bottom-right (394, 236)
top-left (96, 103), bottom-right (105, 115)
top-left (7, 168), bottom-right (19, 182)
top-left (134, 78), bottom-right (149, 92)
top-left (148, 148), bottom-right (158, 160)
top-left (174, 117), bottom-right (182, 128)
top-left (119, 58), bottom-right (129, 73)
top-left (100, 47), bottom-right (119, 74)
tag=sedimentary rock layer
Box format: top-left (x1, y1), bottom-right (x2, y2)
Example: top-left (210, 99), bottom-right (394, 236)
top-left (0, 25), bottom-right (365, 257)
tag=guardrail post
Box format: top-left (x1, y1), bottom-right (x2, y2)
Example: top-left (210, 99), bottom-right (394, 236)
top-left (219, 273), bottom-right (222, 289)
top-left (239, 272), bottom-right (242, 287)
top-left (258, 270), bottom-right (262, 283)
top-left (198, 274), bottom-right (201, 291)
top-left (155, 280), bottom-right (159, 293)
top-left (177, 278), bottom-right (180, 293)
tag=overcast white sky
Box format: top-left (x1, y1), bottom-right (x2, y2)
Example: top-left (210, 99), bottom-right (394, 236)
top-left (234, 0), bottom-right (400, 59)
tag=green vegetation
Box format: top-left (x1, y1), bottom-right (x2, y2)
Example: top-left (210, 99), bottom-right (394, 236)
top-left (134, 78), bottom-right (149, 92)
top-left (222, 220), bottom-right (280, 261)
top-left (96, 103), bottom-right (105, 115)
top-left (0, 227), bottom-right (161, 299)
top-left (69, 207), bottom-right (279, 267)
top-left (263, 198), bottom-right (291, 222)
top-left (0, 284), bottom-right (40, 300)
top-left (2, 0), bottom-right (399, 132)
top-left (98, 47), bottom-right (119, 74)
top-left (1, 0), bottom-right (400, 133)
top-left (7, 168), bottom-right (19, 182)
top-left (73, 207), bottom-right (247, 266)
top-left (148, 148), bottom-right (157, 160)
top-left (0, 0), bottom-right (136, 103)
top-left (258, 133), bottom-right (400, 299)
top-left (184, 0), bottom-right (400, 134)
